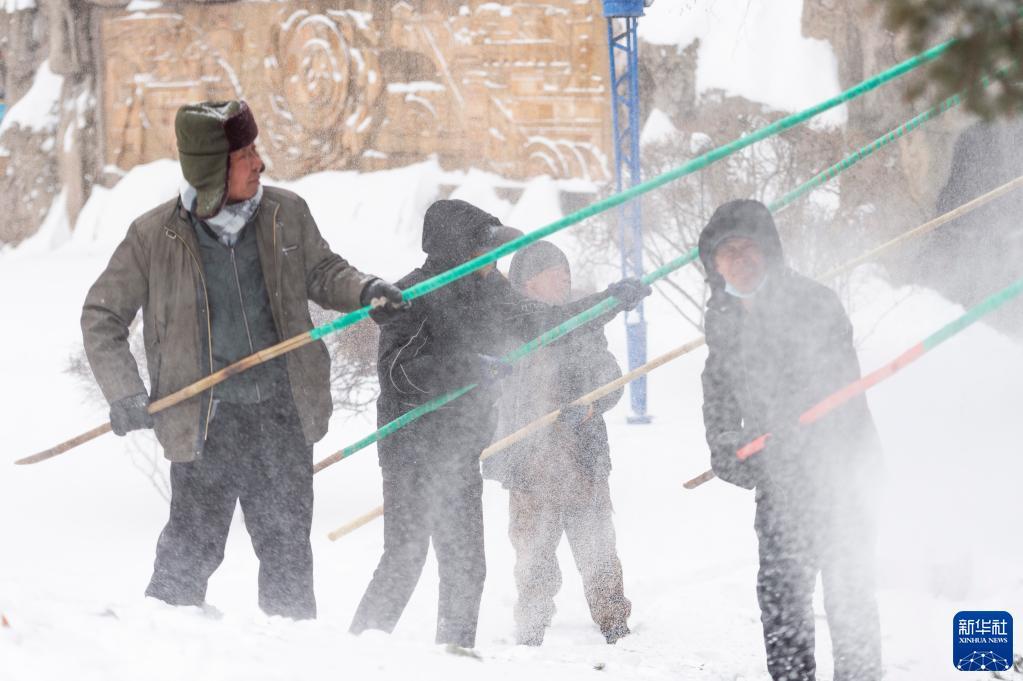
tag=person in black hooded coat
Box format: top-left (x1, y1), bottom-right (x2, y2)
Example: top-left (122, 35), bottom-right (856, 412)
top-left (698, 199), bottom-right (883, 681)
top-left (349, 199), bottom-right (650, 650)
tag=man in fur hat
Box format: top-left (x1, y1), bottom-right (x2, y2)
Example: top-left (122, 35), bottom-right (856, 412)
top-left (81, 100), bottom-right (407, 619)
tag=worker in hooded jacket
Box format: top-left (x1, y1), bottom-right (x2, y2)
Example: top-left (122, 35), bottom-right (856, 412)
top-left (350, 199), bottom-right (651, 652)
top-left (482, 240), bottom-right (631, 646)
top-left (698, 199), bottom-right (883, 681)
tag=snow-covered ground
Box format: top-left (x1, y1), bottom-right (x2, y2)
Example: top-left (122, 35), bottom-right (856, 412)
top-left (1, 161), bottom-right (1021, 680)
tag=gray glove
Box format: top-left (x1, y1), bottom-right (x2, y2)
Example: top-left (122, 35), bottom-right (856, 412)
top-left (476, 354), bottom-right (513, 387)
top-left (110, 392), bottom-right (154, 436)
top-left (606, 277), bottom-right (653, 311)
top-left (555, 403), bottom-right (591, 430)
top-left (360, 278), bottom-right (410, 323)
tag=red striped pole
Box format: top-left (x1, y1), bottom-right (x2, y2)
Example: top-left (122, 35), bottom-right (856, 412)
top-left (685, 275), bottom-right (1023, 484)
top-left (736, 343), bottom-right (927, 460)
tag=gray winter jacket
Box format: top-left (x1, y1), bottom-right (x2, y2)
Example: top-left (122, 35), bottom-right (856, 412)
top-left (81, 186), bottom-right (375, 461)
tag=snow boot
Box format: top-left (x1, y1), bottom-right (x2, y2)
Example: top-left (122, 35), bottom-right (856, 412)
top-left (444, 643), bottom-right (483, 661)
top-left (603, 621), bottom-right (630, 645)
top-left (516, 626), bottom-right (545, 646)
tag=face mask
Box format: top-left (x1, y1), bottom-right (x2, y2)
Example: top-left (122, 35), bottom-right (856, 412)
top-left (725, 273), bottom-right (768, 299)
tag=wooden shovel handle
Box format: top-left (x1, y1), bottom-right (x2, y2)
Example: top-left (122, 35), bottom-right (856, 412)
top-left (327, 506), bottom-right (383, 541)
top-left (14, 333), bottom-right (313, 465)
top-left (15, 422), bottom-right (113, 465)
top-left (683, 469), bottom-right (716, 489)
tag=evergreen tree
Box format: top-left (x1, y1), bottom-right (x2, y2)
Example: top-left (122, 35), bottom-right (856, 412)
top-left (880, 0), bottom-right (1023, 119)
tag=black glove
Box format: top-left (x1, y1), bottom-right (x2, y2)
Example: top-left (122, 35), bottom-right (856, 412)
top-left (555, 403), bottom-right (591, 430)
top-left (110, 392), bottom-right (154, 437)
top-left (709, 428), bottom-right (764, 490)
top-left (360, 278), bottom-right (409, 323)
top-left (476, 354), bottom-right (513, 387)
top-left (606, 277), bottom-right (653, 312)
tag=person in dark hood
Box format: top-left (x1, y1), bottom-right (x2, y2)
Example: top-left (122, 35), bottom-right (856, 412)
top-left (80, 100), bottom-right (407, 619)
top-left (910, 119), bottom-right (1023, 337)
top-left (698, 199), bottom-right (883, 681)
top-left (349, 200), bottom-right (651, 652)
top-left (482, 240), bottom-right (631, 646)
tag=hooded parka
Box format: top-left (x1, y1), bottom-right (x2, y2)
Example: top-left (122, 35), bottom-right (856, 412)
top-left (480, 240), bottom-right (631, 646)
top-left (699, 199), bottom-right (883, 681)
top-left (351, 200), bottom-right (613, 648)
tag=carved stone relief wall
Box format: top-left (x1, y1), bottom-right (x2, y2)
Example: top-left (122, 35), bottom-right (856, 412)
top-left (96, 0), bottom-right (611, 182)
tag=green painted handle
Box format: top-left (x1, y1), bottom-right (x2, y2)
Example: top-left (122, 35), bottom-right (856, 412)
top-left (323, 251), bottom-right (699, 465)
top-left (309, 38), bottom-right (954, 343)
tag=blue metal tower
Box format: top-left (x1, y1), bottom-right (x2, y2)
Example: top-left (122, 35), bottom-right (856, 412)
top-left (603, 0), bottom-right (650, 423)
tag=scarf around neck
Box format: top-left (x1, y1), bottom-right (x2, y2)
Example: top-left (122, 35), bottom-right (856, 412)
top-left (180, 182), bottom-right (263, 246)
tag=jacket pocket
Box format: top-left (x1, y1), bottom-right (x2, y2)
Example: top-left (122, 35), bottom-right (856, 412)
top-left (148, 347), bottom-right (162, 399)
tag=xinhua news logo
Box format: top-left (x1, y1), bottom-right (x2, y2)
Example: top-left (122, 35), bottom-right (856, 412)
top-left (953, 611), bottom-right (1013, 672)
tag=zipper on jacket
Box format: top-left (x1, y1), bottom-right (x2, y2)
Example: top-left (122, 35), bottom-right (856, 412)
top-left (272, 205), bottom-right (280, 303)
top-left (739, 312), bottom-right (760, 434)
top-left (271, 203), bottom-right (287, 327)
top-left (230, 247), bottom-right (261, 403)
top-left (165, 228), bottom-right (216, 443)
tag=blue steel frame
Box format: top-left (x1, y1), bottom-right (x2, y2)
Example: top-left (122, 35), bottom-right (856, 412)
top-left (606, 14), bottom-right (650, 423)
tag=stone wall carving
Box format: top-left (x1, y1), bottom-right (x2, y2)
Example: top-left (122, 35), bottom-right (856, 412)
top-left (0, 8), bottom-right (57, 244)
top-left (95, 0), bottom-right (611, 182)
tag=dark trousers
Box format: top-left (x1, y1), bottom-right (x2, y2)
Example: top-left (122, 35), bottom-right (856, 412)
top-left (350, 434), bottom-right (486, 647)
top-left (509, 475), bottom-right (630, 643)
top-left (754, 493), bottom-right (881, 681)
top-left (145, 395), bottom-right (316, 619)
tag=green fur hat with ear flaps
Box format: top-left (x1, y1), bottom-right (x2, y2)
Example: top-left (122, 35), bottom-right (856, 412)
top-left (174, 100), bottom-right (259, 219)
